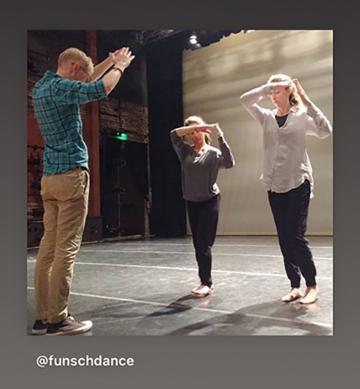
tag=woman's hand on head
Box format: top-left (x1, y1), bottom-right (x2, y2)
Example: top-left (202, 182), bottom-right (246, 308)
top-left (209, 123), bottom-right (223, 137)
top-left (292, 79), bottom-right (306, 96)
top-left (193, 125), bottom-right (212, 134)
top-left (292, 78), bottom-right (311, 107)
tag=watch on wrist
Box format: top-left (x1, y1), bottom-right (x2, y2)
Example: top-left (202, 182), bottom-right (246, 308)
top-left (113, 66), bottom-right (124, 75)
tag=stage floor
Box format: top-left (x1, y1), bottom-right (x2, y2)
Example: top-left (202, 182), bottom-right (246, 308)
top-left (27, 236), bottom-right (333, 336)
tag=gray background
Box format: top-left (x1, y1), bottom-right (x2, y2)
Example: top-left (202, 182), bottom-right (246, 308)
top-left (1, 0), bottom-right (359, 388)
top-left (183, 30), bottom-right (333, 234)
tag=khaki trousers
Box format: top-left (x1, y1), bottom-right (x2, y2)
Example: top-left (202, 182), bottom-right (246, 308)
top-left (34, 168), bottom-right (89, 323)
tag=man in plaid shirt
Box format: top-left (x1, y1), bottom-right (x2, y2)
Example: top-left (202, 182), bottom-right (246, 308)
top-left (31, 46), bottom-right (134, 335)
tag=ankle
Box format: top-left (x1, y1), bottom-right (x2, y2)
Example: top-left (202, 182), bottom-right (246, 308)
top-left (305, 285), bottom-right (319, 292)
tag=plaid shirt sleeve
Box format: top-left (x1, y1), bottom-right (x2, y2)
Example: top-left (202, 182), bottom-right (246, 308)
top-left (51, 78), bottom-right (107, 105)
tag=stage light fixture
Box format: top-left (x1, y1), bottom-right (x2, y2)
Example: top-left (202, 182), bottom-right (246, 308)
top-left (189, 34), bottom-right (198, 45)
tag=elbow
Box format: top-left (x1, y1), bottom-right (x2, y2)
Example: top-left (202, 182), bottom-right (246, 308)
top-left (102, 80), bottom-right (113, 95)
top-left (319, 131), bottom-right (332, 139)
top-left (319, 126), bottom-right (333, 139)
top-left (171, 128), bottom-right (182, 138)
top-left (170, 129), bottom-right (178, 138)
top-left (224, 159), bottom-right (235, 169)
top-left (104, 84), bottom-right (112, 95)
top-left (239, 93), bottom-right (248, 105)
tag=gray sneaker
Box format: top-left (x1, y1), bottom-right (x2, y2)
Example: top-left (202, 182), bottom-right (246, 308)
top-left (46, 316), bottom-right (93, 336)
top-left (32, 319), bottom-right (48, 335)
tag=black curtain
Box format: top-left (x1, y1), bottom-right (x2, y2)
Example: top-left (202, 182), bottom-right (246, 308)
top-left (99, 42), bottom-right (149, 238)
top-left (147, 36), bottom-right (186, 237)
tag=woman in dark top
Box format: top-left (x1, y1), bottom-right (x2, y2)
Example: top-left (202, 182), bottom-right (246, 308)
top-left (170, 115), bottom-right (235, 297)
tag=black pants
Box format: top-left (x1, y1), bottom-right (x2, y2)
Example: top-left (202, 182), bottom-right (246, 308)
top-left (268, 180), bottom-right (317, 288)
top-left (187, 194), bottom-right (220, 287)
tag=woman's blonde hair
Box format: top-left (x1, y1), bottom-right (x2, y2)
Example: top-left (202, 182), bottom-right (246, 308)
top-left (267, 73), bottom-right (302, 108)
top-left (58, 48), bottom-right (94, 77)
top-left (184, 115), bottom-right (212, 144)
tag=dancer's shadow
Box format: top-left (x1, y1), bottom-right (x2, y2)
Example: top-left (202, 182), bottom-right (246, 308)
top-left (50, 295), bottom-right (331, 336)
top-left (161, 299), bottom-right (332, 336)
top-left (74, 300), bottom-right (156, 321)
top-left (146, 294), bottom-right (199, 317)
top-left (65, 294), bottom-right (200, 335)
top-left (66, 294), bottom-right (200, 328)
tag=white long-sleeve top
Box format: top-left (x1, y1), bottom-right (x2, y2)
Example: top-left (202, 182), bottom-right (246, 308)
top-left (240, 84), bottom-right (332, 196)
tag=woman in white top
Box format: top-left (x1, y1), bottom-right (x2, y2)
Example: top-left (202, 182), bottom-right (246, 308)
top-left (240, 74), bottom-right (332, 304)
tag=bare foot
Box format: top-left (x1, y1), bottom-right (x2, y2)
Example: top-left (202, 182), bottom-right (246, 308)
top-left (191, 284), bottom-right (214, 297)
top-left (281, 288), bottom-right (303, 303)
top-left (299, 286), bottom-right (319, 304)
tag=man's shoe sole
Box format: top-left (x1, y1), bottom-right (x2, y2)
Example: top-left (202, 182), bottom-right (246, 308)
top-left (31, 328), bottom-right (47, 335)
top-left (46, 320), bottom-right (93, 336)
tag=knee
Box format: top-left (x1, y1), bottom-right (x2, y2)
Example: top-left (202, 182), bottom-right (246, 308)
top-left (195, 245), bottom-right (211, 256)
top-left (288, 236), bottom-right (311, 263)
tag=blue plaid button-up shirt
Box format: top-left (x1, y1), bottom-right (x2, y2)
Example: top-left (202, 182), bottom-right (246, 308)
top-left (32, 71), bottom-right (107, 175)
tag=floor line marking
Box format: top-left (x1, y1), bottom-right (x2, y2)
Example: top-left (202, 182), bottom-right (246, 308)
top-left (78, 249), bottom-right (333, 261)
top-left (97, 242), bottom-right (333, 250)
top-left (27, 287), bottom-right (332, 329)
top-left (27, 259), bottom-right (332, 280)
